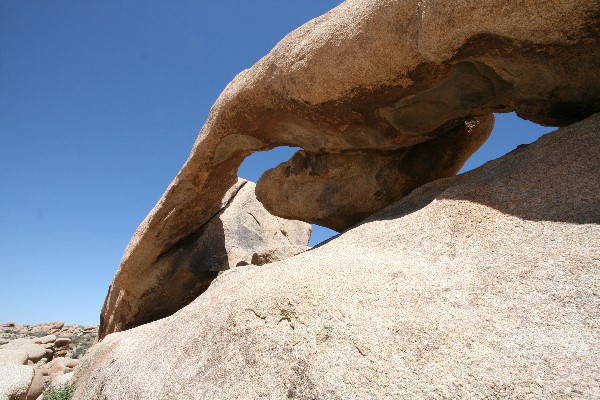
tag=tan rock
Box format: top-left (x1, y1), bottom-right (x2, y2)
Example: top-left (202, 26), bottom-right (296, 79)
top-left (0, 339), bottom-right (33, 348)
top-left (32, 336), bottom-right (55, 345)
top-left (34, 359), bottom-right (46, 367)
top-left (99, 179), bottom-right (311, 339)
top-left (61, 359), bottom-right (78, 369)
top-left (25, 369), bottom-right (44, 400)
top-left (40, 358), bottom-right (66, 376)
top-left (74, 115), bottom-right (600, 399)
top-left (49, 372), bottom-right (73, 389)
top-left (0, 364), bottom-right (34, 400)
top-left (250, 245), bottom-right (309, 266)
top-left (95, 0), bottom-right (599, 342)
top-left (0, 341), bottom-right (47, 364)
top-left (46, 364), bottom-right (67, 377)
top-left (0, 349), bottom-right (28, 366)
top-left (53, 338), bottom-right (70, 348)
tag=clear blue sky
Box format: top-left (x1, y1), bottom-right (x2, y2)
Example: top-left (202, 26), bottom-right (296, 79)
top-left (0, 1), bottom-right (553, 326)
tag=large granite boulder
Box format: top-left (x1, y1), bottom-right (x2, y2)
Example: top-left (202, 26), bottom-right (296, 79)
top-left (75, 114), bottom-right (599, 399)
top-left (0, 365), bottom-right (34, 400)
top-left (98, 179), bottom-right (311, 339)
top-left (98, 0), bottom-right (599, 343)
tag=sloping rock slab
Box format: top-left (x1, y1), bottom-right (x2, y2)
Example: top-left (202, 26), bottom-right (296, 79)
top-left (75, 115), bottom-right (600, 399)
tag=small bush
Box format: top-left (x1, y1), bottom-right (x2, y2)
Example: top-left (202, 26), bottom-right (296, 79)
top-left (43, 383), bottom-right (75, 400)
top-left (70, 334), bottom-right (95, 358)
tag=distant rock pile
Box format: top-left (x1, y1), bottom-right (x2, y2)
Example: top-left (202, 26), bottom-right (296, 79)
top-left (0, 322), bottom-right (97, 400)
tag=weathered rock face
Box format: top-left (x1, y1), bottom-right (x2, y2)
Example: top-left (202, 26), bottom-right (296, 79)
top-left (74, 115), bottom-right (600, 399)
top-left (0, 365), bottom-right (33, 400)
top-left (98, 179), bottom-right (311, 339)
top-left (100, 0), bottom-right (599, 345)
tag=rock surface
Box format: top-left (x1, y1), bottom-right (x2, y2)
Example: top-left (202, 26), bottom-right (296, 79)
top-left (0, 350), bottom-right (28, 366)
top-left (98, 179), bottom-right (311, 339)
top-left (25, 369), bottom-right (43, 400)
top-left (97, 0), bottom-right (599, 346)
top-left (74, 115), bottom-right (600, 399)
top-left (0, 365), bottom-right (34, 400)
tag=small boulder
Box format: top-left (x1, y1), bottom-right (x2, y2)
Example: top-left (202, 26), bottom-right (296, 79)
top-left (24, 346), bottom-right (47, 364)
top-left (49, 372), bottom-right (73, 388)
top-left (25, 369), bottom-right (44, 400)
top-left (62, 359), bottom-right (78, 369)
top-left (53, 338), bottom-right (70, 348)
top-left (33, 336), bottom-right (55, 345)
top-left (0, 341), bottom-right (47, 364)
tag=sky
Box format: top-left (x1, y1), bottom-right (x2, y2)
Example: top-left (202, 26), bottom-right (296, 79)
top-left (0, 1), bottom-right (554, 326)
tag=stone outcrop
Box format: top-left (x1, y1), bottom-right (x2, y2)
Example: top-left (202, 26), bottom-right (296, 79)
top-left (74, 114), bottom-right (600, 399)
top-left (97, 0), bottom-right (599, 345)
top-left (98, 179), bottom-right (311, 339)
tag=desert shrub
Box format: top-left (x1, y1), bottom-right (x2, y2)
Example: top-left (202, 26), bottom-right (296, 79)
top-left (43, 383), bottom-right (75, 400)
top-left (70, 334), bottom-right (94, 358)
top-left (29, 331), bottom-right (49, 338)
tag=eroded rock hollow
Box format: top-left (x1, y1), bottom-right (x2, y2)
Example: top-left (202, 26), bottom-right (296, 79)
top-left (98, 0), bottom-right (599, 340)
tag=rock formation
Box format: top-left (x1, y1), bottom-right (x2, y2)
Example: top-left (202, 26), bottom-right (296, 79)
top-left (74, 114), bottom-right (600, 399)
top-left (80, 0), bottom-right (600, 396)
top-left (97, 0), bottom-right (599, 341)
top-left (0, 364), bottom-right (33, 400)
top-left (98, 179), bottom-right (311, 339)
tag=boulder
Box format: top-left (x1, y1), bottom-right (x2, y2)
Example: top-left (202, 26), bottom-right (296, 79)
top-left (53, 338), bottom-right (70, 348)
top-left (0, 350), bottom-right (28, 366)
top-left (98, 179), bottom-right (311, 339)
top-left (74, 115), bottom-right (600, 398)
top-left (0, 341), bottom-right (47, 364)
top-left (32, 336), bottom-right (55, 345)
top-left (96, 0), bottom-right (599, 343)
top-left (49, 372), bottom-right (73, 389)
top-left (24, 369), bottom-right (44, 400)
top-left (0, 364), bottom-right (34, 400)
top-left (62, 359), bottom-right (78, 369)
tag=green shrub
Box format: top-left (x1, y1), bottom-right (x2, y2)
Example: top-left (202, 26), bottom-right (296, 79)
top-left (43, 383), bottom-right (75, 400)
top-left (70, 334), bottom-right (95, 358)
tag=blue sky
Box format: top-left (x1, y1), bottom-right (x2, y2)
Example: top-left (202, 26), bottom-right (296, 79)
top-left (0, 1), bottom-right (553, 325)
